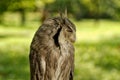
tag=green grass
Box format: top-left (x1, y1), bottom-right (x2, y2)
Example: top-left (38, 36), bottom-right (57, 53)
top-left (0, 20), bottom-right (120, 80)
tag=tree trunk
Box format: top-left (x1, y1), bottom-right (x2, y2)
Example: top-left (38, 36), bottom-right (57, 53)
top-left (0, 13), bottom-right (3, 24)
top-left (19, 9), bottom-right (25, 25)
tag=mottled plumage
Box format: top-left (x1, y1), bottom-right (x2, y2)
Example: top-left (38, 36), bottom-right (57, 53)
top-left (29, 14), bottom-right (76, 80)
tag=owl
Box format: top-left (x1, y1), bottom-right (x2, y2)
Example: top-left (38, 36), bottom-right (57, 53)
top-left (29, 13), bottom-right (76, 80)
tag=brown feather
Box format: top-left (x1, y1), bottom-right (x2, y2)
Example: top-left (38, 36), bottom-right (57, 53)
top-left (29, 16), bottom-right (76, 80)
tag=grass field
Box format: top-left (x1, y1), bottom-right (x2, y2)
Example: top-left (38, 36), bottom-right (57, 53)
top-left (0, 20), bottom-right (120, 80)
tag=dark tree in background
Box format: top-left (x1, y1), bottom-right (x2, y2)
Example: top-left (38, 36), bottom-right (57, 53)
top-left (0, 0), bottom-right (35, 25)
top-left (0, 0), bottom-right (10, 23)
top-left (8, 0), bottom-right (35, 25)
top-left (41, 0), bottom-right (120, 20)
top-left (0, 0), bottom-right (120, 25)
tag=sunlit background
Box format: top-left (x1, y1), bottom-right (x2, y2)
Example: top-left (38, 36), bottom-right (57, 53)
top-left (0, 0), bottom-right (120, 80)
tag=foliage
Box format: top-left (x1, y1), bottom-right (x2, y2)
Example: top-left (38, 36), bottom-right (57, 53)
top-left (0, 0), bottom-right (35, 13)
top-left (0, 0), bottom-right (120, 24)
top-left (0, 0), bottom-right (11, 23)
top-left (0, 0), bottom-right (9, 13)
top-left (0, 0), bottom-right (36, 25)
top-left (8, 0), bottom-right (35, 11)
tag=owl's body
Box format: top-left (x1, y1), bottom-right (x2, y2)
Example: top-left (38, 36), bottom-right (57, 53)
top-left (29, 16), bottom-right (76, 80)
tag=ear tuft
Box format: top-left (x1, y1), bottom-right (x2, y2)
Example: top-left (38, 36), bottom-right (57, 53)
top-left (64, 8), bottom-right (67, 18)
top-left (59, 8), bottom-right (68, 24)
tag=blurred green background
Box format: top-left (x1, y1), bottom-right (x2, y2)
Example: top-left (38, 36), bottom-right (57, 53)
top-left (0, 0), bottom-right (120, 80)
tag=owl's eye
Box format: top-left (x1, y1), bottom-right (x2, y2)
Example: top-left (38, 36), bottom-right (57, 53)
top-left (66, 27), bottom-right (72, 32)
top-left (67, 29), bottom-right (72, 32)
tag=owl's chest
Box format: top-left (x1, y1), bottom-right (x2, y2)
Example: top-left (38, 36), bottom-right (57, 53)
top-left (60, 42), bottom-right (73, 56)
top-left (53, 45), bottom-right (72, 80)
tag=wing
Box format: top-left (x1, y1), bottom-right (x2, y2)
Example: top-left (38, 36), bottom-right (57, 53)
top-left (29, 35), bottom-right (46, 80)
top-left (29, 23), bottom-right (57, 80)
top-left (29, 47), bottom-right (46, 80)
top-left (29, 17), bottom-right (64, 80)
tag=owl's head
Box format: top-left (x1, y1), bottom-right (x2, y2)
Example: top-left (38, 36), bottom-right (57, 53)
top-left (57, 12), bottom-right (76, 44)
top-left (41, 11), bottom-right (76, 46)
